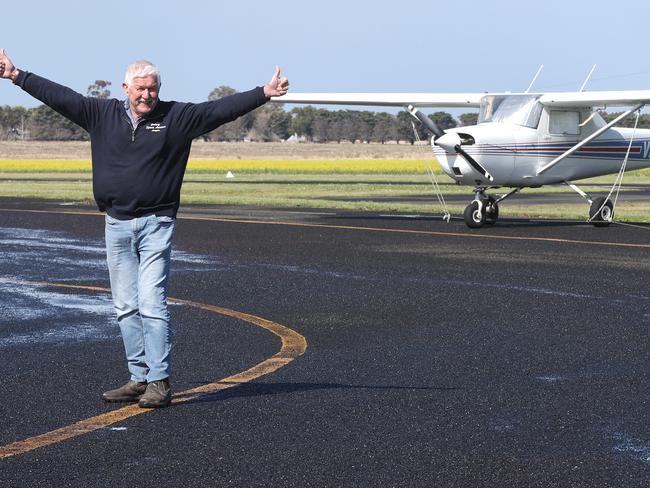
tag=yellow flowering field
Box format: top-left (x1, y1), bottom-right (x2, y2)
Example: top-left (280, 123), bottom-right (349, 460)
top-left (2, 159), bottom-right (649, 178)
top-left (0, 159), bottom-right (437, 174)
top-left (0, 160), bottom-right (91, 172)
top-left (187, 159), bottom-right (434, 173)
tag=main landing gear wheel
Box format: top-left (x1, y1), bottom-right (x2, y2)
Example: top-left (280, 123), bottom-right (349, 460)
top-left (464, 201), bottom-right (485, 228)
top-left (589, 197), bottom-right (613, 227)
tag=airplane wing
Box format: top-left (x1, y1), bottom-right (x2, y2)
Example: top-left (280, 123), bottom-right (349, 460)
top-left (270, 93), bottom-right (483, 108)
top-left (272, 90), bottom-right (650, 109)
top-left (539, 90), bottom-right (650, 107)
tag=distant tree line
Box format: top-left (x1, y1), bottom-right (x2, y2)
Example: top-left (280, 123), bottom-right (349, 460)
top-left (4, 80), bottom-right (649, 142)
top-left (0, 80), bottom-right (113, 141)
top-left (0, 80), bottom-right (481, 143)
top-left (0, 104), bottom-right (89, 141)
top-left (203, 101), bottom-right (479, 144)
top-left (600, 111), bottom-right (650, 128)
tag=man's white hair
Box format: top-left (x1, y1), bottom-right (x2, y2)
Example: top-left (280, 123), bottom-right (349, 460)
top-left (123, 60), bottom-right (161, 86)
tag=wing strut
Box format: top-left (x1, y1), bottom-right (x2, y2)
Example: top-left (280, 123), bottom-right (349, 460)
top-left (536, 103), bottom-right (644, 176)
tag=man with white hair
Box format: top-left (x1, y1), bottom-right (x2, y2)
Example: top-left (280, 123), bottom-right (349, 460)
top-left (0, 49), bottom-right (289, 408)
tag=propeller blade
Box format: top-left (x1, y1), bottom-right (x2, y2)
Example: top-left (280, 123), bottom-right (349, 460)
top-left (407, 105), bottom-right (444, 139)
top-left (454, 145), bottom-right (494, 182)
top-left (435, 132), bottom-right (493, 182)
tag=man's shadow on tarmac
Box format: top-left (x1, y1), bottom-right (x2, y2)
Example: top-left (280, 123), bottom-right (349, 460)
top-left (172, 381), bottom-right (459, 406)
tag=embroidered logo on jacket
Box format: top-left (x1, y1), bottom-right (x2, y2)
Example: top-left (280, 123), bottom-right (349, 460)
top-left (145, 123), bottom-right (167, 133)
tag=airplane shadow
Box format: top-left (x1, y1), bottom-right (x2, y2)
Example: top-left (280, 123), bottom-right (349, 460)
top-left (330, 213), bottom-right (650, 229)
top-left (171, 381), bottom-right (459, 406)
top-left (331, 213), bottom-right (442, 222)
top-left (486, 218), bottom-right (591, 228)
top-left (481, 218), bottom-right (649, 229)
top-left (330, 213), bottom-right (587, 228)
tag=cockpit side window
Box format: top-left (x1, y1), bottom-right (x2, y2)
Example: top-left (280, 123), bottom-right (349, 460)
top-left (549, 110), bottom-right (580, 135)
top-left (523, 101), bottom-right (543, 129)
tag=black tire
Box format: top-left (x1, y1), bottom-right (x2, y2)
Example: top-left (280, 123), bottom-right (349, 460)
top-left (464, 201), bottom-right (485, 228)
top-left (485, 197), bottom-right (499, 225)
top-left (589, 197), bottom-right (613, 227)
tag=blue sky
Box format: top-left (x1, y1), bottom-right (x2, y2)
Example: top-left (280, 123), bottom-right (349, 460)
top-left (2, 0), bottom-right (650, 113)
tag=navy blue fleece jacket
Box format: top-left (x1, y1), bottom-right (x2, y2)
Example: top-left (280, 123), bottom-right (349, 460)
top-left (14, 70), bottom-right (269, 218)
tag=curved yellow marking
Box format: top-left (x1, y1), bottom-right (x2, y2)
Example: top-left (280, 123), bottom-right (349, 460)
top-left (0, 207), bottom-right (648, 249)
top-left (0, 281), bottom-right (307, 459)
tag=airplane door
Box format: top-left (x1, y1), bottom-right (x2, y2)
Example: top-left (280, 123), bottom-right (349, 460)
top-left (538, 109), bottom-right (581, 171)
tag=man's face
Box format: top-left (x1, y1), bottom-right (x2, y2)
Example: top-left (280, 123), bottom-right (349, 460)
top-left (122, 75), bottom-right (159, 119)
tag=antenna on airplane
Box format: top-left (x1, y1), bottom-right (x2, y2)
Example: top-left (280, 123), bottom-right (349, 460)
top-left (580, 64), bottom-right (597, 92)
top-left (525, 64), bottom-right (544, 93)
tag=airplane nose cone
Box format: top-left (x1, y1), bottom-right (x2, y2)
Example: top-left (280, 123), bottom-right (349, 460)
top-left (435, 132), bottom-right (461, 152)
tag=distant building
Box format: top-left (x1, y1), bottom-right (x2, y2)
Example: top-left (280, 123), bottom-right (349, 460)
top-left (284, 133), bottom-right (306, 143)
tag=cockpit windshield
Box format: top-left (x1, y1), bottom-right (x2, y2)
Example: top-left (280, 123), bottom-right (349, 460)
top-left (478, 94), bottom-right (542, 128)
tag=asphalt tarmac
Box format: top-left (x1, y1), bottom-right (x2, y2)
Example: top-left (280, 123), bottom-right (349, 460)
top-left (0, 198), bottom-right (649, 487)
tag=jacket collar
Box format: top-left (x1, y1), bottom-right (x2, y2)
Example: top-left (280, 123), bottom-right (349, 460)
top-left (123, 100), bottom-right (165, 127)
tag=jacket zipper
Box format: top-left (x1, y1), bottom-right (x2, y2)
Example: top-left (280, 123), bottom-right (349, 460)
top-left (123, 112), bottom-right (166, 143)
top-left (123, 115), bottom-right (136, 142)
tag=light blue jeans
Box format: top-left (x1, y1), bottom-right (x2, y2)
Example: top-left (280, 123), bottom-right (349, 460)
top-left (105, 214), bottom-right (175, 382)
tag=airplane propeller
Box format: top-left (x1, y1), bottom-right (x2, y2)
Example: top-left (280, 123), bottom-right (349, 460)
top-left (407, 105), bottom-right (493, 182)
top-left (407, 105), bottom-right (444, 139)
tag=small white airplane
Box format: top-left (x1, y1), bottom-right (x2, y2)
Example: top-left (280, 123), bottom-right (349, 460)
top-left (272, 85), bottom-right (650, 228)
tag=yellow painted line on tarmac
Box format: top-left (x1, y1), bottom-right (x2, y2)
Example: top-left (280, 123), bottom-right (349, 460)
top-left (0, 206), bottom-right (648, 249)
top-left (180, 215), bottom-right (650, 249)
top-left (0, 281), bottom-right (307, 460)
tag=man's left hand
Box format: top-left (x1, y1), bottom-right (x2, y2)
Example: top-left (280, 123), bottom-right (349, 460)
top-left (264, 66), bottom-right (289, 98)
top-left (0, 49), bottom-right (18, 81)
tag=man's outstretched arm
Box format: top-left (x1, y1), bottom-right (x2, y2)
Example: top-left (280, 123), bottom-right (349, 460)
top-left (178, 65), bottom-right (290, 139)
top-left (0, 48), bottom-right (96, 130)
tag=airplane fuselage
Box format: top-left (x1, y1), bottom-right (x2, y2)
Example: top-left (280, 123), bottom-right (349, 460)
top-left (433, 101), bottom-right (650, 188)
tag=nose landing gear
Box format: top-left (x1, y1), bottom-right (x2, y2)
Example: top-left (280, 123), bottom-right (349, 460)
top-left (463, 187), bottom-right (518, 228)
top-left (463, 196), bottom-right (498, 228)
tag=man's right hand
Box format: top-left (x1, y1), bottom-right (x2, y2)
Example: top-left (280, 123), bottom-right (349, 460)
top-left (0, 49), bottom-right (18, 81)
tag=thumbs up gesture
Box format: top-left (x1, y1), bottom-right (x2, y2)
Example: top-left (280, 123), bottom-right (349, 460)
top-left (263, 66), bottom-right (289, 98)
top-left (0, 49), bottom-right (18, 81)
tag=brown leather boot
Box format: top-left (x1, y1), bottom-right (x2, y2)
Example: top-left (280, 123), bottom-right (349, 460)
top-left (138, 378), bottom-right (171, 408)
top-left (102, 380), bottom-right (147, 403)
